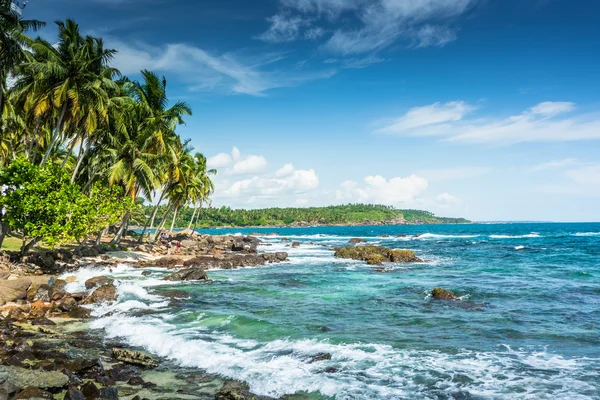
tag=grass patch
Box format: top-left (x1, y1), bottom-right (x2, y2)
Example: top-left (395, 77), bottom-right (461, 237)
top-left (1, 236), bottom-right (23, 252)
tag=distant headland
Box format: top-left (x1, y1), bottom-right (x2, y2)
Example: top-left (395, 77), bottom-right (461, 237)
top-left (143, 204), bottom-right (471, 228)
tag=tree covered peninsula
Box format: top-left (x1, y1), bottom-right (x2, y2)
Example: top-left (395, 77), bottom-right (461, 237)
top-left (147, 204), bottom-right (471, 228)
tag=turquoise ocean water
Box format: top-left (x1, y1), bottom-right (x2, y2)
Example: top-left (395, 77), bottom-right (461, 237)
top-left (65, 223), bottom-right (600, 399)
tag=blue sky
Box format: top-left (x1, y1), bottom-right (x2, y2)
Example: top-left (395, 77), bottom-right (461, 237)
top-left (28, 0), bottom-right (600, 221)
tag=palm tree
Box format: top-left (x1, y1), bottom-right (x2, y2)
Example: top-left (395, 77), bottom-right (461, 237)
top-left (0, 0), bottom-right (44, 122)
top-left (187, 153), bottom-right (216, 229)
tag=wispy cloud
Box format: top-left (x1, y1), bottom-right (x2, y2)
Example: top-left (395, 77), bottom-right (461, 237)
top-left (260, 0), bottom-right (477, 56)
top-left (108, 39), bottom-right (336, 96)
top-left (531, 158), bottom-right (579, 172)
top-left (376, 100), bottom-right (600, 144)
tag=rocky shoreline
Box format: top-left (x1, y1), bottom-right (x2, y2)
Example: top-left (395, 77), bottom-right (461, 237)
top-left (0, 232), bottom-right (290, 400)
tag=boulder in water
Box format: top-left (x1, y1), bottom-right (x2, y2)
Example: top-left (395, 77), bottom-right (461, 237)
top-left (163, 267), bottom-right (209, 282)
top-left (431, 287), bottom-right (460, 300)
top-left (334, 245), bottom-right (422, 266)
top-left (348, 238), bottom-right (366, 244)
top-left (83, 285), bottom-right (117, 304)
top-left (85, 276), bottom-right (114, 290)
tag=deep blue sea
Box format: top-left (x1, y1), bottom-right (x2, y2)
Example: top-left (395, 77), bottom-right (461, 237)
top-left (65, 223), bottom-right (600, 399)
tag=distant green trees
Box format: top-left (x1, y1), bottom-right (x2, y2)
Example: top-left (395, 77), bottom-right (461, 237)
top-left (142, 203), bottom-right (470, 228)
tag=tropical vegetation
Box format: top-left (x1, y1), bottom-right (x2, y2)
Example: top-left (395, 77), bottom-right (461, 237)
top-left (144, 204), bottom-right (470, 228)
top-left (0, 4), bottom-right (216, 254)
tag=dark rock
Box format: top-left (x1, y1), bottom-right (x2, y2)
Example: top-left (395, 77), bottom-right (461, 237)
top-left (68, 307), bottom-right (92, 319)
top-left (14, 386), bottom-right (54, 399)
top-left (55, 296), bottom-right (77, 312)
top-left (95, 376), bottom-right (116, 387)
top-left (141, 271), bottom-right (151, 276)
top-left (431, 287), bottom-right (460, 300)
top-left (80, 381), bottom-right (101, 399)
top-left (112, 349), bottom-right (158, 368)
top-left (333, 245), bottom-right (422, 265)
top-left (30, 318), bottom-right (56, 326)
top-left (140, 382), bottom-right (156, 390)
top-left (61, 369), bottom-right (84, 386)
top-left (64, 388), bottom-right (85, 400)
top-left (322, 367), bottom-right (338, 373)
top-left (348, 238), bottom-right (366, 244)
top-left (216, 381), bottom-right (273, 400)
top-left (71, 292), bottom-right (88, 302)
top-left (162, 268), bottom-right (208, 282)
top-left (83, 285), bottom-right (117, 304)
top-left (275, 252), bottom-right (288, 261)
top-left (56, 249), bottom-right (74, 262)
top-left (308, 352), bottom-right (332, 363)
top-left (291, 242), bottom-right (300, 247)
top-left (127, 376), bottom-right (144, 386)
top-left (85, 276), bottom-right (114, 290)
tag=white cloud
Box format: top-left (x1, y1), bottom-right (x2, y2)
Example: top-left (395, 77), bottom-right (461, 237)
top-left (207, 152), bottom-right (234, 169)
top-left (377, 101), bottom-right (600, 144)
top-left (221, 169), bottom-right (319, 198)
top-left (378, 101), bottom-right (476, 134)
top-left (229, 155), bottom-right (268, 175)
top-left (531, 158), bottom-right (578, 172)
top-left (436, 192), bottom-right (461, 204)
top-left (108, 39), bottom-right (336, 96)
top-left (257, 14), bottom-right (312, 43)
top-left (275, 163), bottom-right (295, 177)
top-left (260, 0), bottom-right (476, 56)
top-left (208, 147), bottom-right (268, 175)
top-left (336, 174), bottom-right (429, 205)
top-left (529, 101), bottom-right (575, 117)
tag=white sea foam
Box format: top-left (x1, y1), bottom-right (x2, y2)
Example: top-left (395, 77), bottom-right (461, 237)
top-left (489, 233), bottom-right (541, 239)
top-left (416, 233), bottom-right (479, 239)
top-left (574, 232), bottom-right (600, 237)
top-left (89, 310), bottom-right (599, 399)
top-left (515, 245), bottom-right (526, 250)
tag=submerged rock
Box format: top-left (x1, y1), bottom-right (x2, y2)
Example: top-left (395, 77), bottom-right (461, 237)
top-left (431, 287), bottom-right (460, 300)
top-left (163, 267), bottom-right (209, 282)
top-left (333, 245), bottom-right (422, 266)
top-left (348, 238), bottom-right (366, 244)
top-left (112, 348), bottom-right (158, 368)
top-left (14, 386), bottom-right (54, 399)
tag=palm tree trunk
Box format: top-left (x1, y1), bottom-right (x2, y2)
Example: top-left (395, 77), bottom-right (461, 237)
top-left (187, 206), bottom-right (198, 230)
top-left (138, 190), bottom-right (165, 243)
top-left (71, 137), bottom-right (90, 183)
top-left (61, 137), bottom-right (77, 168)
top-left (170, 206), bottom-right (179, 233)
top-left (154, 204), bottom-right (174, 241)
top-left (41, 102), bottom-right (68, 166)
top-left (112, 212), bottom-right (130, 244)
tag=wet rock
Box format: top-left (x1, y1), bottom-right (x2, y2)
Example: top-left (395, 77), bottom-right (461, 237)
top-left (333, 245), bottom-right (422, 265)
top-left (48, 279), bottom-right (68, 301)
top-left (85, 276), bottom-right (114, 290)
top-left (61, 369), bottom-right (84, 386)
top-left (348, 238), bottom-right (366, 244)
top-left (108, 364), bottom-right (139, 382)
top-left (30, 318), bottom-right (56, 326)
top-left (0, 365), bottom-right (69, 389)
top-left (64, 388), bottom-right (85, 400)
top-left (71, 292), bottom-right (88, 302)
top-left (80, 381), bottom-right (101, 399)
top-left (308, 352), bottom-right (332, 363)
top-left (216, 381), bottom-right (273, 400)
top-left (291, 242), bottom-right (300, 248)
top-left (29, 300), bottom-right (52, 318)
top-left (163, 268), bottom-right (209, 282)
top-left (127, 376), bottom-right (144, 386)
top-left (275, 252), bottom-right (288, 261)
top-left (67, 306), bottom-right (92, 319)
top-left (141, 271), bottom-right (151, 276)
top-left (431, 287), bottom-right (460, 300)
top-left (83, 285), bottom-right (117, 304)
top-left (55, 296), bottom-right (77, 312)
top-left (14, 386), bottom-right (54, 399)
top-left (111, 348), bottom-right (158, 368)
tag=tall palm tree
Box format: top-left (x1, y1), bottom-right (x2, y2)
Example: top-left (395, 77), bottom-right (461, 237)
top-left (0, 0), bottom-right (44, 122)
top-left (187, 153), bottom-right (216, 229)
